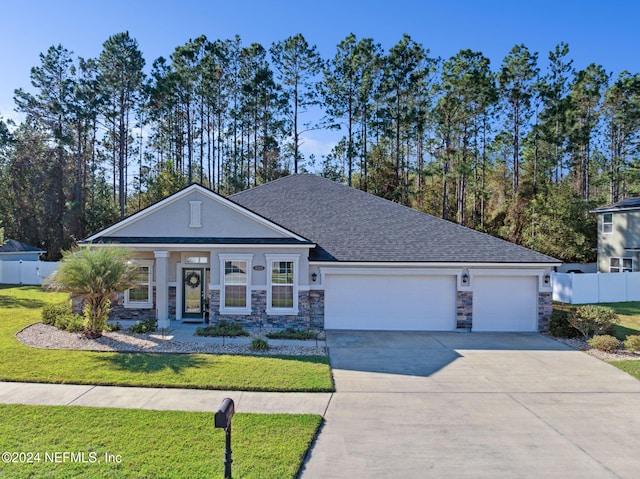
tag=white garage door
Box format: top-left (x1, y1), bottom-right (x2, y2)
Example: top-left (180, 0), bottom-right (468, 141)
top-left (324, 274), bottom-right (456, 331)
top-left (472, 275), bottom-right (538, 332)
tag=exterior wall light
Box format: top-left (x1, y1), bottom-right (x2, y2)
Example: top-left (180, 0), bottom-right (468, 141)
top-left (311, 272), bottom-right (317, 282)
top-left (544, 273), bottom-right (551, 285)
top-left (461, 272), bottom-right (469, 285)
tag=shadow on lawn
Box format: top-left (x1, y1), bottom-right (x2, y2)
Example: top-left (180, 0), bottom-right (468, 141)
top-left (97, 352), bottom-right (208, 374)
top-left (0, 296), bottom-right (47, 309)
top-left (613, 324), bottom-right (640, 340)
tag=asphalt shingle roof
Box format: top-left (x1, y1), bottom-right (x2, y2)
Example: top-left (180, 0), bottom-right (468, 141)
top-left (0, 239), bottom-right (45, 254)
top-left (230, 174), bottom-right (559, 263)
top-left (591, 197), bottom-right (640, 213)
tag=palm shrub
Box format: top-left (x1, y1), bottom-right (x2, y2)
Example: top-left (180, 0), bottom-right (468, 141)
top-left (45, 246), bottom-right (135, 339)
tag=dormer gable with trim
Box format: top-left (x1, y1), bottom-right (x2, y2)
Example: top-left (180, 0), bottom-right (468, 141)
top-left (83, 184), bottom-right (309, 244)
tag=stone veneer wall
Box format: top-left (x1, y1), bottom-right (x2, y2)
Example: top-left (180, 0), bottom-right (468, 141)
top-left (108, 290), bottom-right (157, 321)
top-left (210, 289), bottom-right (324, 329)
top-left (456, 291), bottom-right (473, 329)
top-left (537, 292), bottom-right (552, 332)
top-left (168, 286), bottom-right (176, 320)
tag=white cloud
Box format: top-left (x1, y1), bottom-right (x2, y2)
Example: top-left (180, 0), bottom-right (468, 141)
top-left (299, 131), bottom-right (340, 161)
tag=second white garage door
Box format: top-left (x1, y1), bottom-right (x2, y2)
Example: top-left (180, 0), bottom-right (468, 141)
top-left (324, 274), bottom-right (456, 331)
top-left (472, 275), bottom-right (538, 332)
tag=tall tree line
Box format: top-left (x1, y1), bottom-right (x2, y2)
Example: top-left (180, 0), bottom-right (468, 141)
top-left (1, 32), bottom-right (640, 261)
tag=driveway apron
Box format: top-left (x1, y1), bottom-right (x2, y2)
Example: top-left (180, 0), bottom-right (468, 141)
top-left (300, 331), bottom-right (640, 479)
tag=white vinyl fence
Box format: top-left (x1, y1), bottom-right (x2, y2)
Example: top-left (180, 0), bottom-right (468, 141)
top-left (0, 260), bottom-right (60, 286)
top-left (552, 271), bottom-right (640, 304)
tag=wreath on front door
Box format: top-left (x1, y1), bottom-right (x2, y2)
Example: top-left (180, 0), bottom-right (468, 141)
top-left (184, 271), bottom-right (201, 289)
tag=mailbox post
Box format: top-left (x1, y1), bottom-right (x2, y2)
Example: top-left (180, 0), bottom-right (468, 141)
top-left (214, 398), bottom-right (235, 479)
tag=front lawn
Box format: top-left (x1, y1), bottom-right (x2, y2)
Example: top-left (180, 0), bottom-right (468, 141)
top-left (597, 301), bottom-right (640, 339)
top-left (0, 286), bottom-right (333, 392)
top-left (0, 404), bottom-right (321, 479)
top-left (610, 360), bottom-right (640, 381)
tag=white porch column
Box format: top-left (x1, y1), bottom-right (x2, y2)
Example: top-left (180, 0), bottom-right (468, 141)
top-left (154, 250), bottom-right (170, 328)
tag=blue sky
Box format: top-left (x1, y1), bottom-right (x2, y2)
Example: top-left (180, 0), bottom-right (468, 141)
top-left (2, 0), bottom-right (639, 158)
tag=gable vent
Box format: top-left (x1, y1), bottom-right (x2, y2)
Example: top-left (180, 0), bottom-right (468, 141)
top-left (189, 201), bottom-right (202, 228)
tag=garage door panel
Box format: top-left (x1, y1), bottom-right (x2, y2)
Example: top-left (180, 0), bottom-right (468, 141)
top-left (324, 274), bottom-right (456, 331)
top-left (473, 276), bottom-right (537, 332)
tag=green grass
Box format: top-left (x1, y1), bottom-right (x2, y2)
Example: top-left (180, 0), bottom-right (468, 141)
top-left (597, 302), bottom-right (640, 339)
top-left (0, 286), bottom-right (333, 392)
top-left (610, 360), bottom-right (640, 381)
top-left (0, 403), bottom-right (321, 479)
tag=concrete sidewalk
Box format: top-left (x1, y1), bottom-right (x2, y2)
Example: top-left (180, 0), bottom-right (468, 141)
top-left (0, 381), bottom-right (332, 415)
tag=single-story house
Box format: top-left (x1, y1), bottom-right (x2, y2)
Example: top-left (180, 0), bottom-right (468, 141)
top-left (591, 197), bottom-right (640, 273)
top-left (82, 174), bottom-right (559, 332)
top-left (0, 239), bottom-right (46, 261)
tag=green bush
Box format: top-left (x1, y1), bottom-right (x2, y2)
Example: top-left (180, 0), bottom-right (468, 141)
top-left (549, 310), bottom-right (581, 338)
top-left (250, 338), bottom-right (269, 352)
top-left (107, 322), bottom-right (122, 332)
top-left (130, 318), bottom-right (157, 334)
top-left (623, 335), bottom-right (640, 353)
top-left (41, 302), bottom-right (72, 326)
top-left (63, 314), bottom-right (86, 333)
top-left (196, 321), bottom-right (249, 337)
top-left (570, 305), bottom-right (619, 338)
top-left (41, 302), bottom-right (85, 332)
top-left (266, 328), bottom-right (318, 340)
top-left (588, 335), bottom-right (620, 352)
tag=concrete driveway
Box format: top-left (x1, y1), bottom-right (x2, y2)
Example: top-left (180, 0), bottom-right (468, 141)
top-left (300, 331), bottom-right (640, 479)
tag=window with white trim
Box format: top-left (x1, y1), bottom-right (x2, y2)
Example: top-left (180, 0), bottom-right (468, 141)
top-left (266, 254), bottom-right (299, 314)
top-left (125, 260), bottom-right (154, 308)
top-left (602, 213), bottom-right (613, 234)
top-left (219, 254), bottom-right (252, 314)
top-left (610, 257), bottom-right (633, 273)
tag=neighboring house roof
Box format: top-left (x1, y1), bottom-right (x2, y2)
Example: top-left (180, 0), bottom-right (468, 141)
top-left (230, 174), bottom-right (559, 264)
top-left (0, 239), bottom-right (45, 255)
top-left (591, 197), bottom-right (640, 213)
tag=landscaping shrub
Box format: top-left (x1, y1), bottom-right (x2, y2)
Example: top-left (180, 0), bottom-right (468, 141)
top-left (41, 302), bottom-right (72, 326)
top-left (250, 338), bottom-right (269, 351)
top-left (62, 314), bottom-right (86, 333)
top-left (588, 335), bottom-right (620, 352)
top-left (107, 322), bottom-right (122, 332)
top-left (549, 310), bottom-right (581, 338)
top-left (130, 318), bottom-right (157, 334)
top-left (570, 305), bottom-right (619, 338)
top-left (623, 335), bottom-right (640, 353)
top-left (196, 321), bottom-right (249, 337)
top-left (266, 328), bottom-right (318, 340)
top-left (41, 302), bottom-right (85, 332)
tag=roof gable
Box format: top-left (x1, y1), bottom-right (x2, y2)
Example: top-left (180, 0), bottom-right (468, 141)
top-left (231, 174), bottom-right (559, 264)
top-left (84, 184), bottom-right (308, 243)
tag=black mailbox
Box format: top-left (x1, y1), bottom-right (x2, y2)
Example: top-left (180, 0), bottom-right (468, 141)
top-left (215, 398), bottom-right (235, 429)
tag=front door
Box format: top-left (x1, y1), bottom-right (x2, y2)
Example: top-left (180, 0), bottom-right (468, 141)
top-left (182, 267), bottom-right (204, 320)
